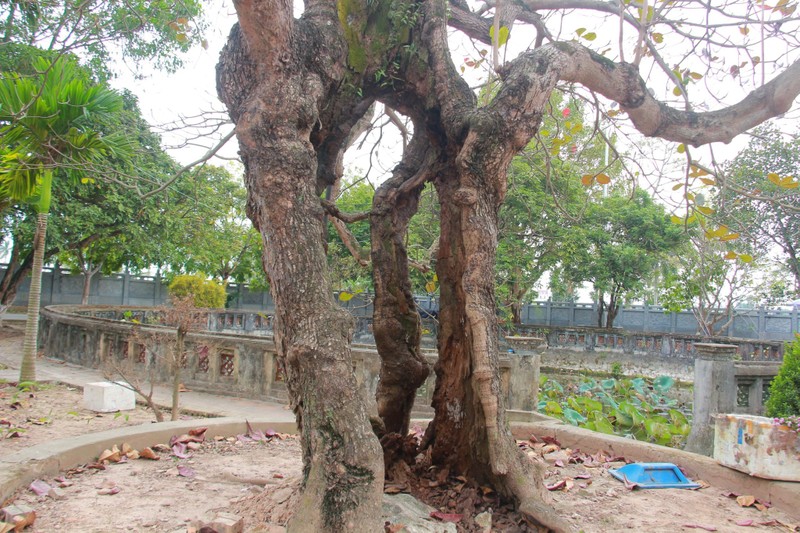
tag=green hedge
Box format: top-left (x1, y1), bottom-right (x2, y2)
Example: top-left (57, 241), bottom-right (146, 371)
top-left (765, 337), bottom-right (800, 418)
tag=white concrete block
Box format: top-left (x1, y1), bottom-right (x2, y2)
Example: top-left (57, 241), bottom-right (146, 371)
top-left (83, 381), bottom-right (136, 412)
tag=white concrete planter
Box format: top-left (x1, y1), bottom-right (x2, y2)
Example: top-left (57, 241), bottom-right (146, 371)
top-left (714, 414), bottom-right (800, 481)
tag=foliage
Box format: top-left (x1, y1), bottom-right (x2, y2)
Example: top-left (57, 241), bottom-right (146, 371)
top-left (719, 126), bottom-right (800, 295)
top-left (660, 213), bottom-right (756, 336)
top-left (326, 177), bottom-right (374, 291)
top-left (162, 165), bottom-right (266, 287)
top-left (562, 188), bottom-right (688, 328)
top-left (168, 274), bottom-right (226, 308)
top-left (0, 55), bottom-right (130, 206)
top-left (0, 0), bottom-right (206, 76)
top-left (539, 374), bottom-right (691, 448)
top-left (765, 338), bottom-right (800, 418)
top-left (497, 97), bottom-right (596, 324)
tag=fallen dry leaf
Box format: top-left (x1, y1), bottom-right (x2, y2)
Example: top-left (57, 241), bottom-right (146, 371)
top-left (176, 465), bottom-right (195, 478)
top-left (383, 484), bottom-right (406, 495)
top-left (430, 511), bottom-right (462, 523)
top-left (29, 479), bottom-right (51, 496)
top-left (541, 435), bottom-right (561, 447)
top-left (545, 479), bottom-right (566, 491)
top-left (121, 443), bottom-right (133, 455)
top-left (139, 447), bottom-right (160, 460)
top-left (98, 449), bottom-right (121, 463)
top-left (736, 495), bottom-right (756, 507)
top-left (620, 473), bottom-right (638, 491)
top-left (735, 519), bottom-right (754, 526)
top-left (97, 487), bottom-right (120, 496)
top-left (171, 442), bottom-right (190, 459)
top-left (682, 524), bottom-right (717, 531)
top-left (541, 444), bottom-right (560, 455)
top-left (384, 522), bottom-right (405, 533)
top-left (188, 427), bottom-right (208, 439)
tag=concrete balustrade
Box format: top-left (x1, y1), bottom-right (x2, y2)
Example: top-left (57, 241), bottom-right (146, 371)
top-left (37, 306), bottom-right (541, 420)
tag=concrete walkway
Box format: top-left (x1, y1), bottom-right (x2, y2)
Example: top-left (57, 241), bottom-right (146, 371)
top-left (0, 322), bottom-right (295, 423)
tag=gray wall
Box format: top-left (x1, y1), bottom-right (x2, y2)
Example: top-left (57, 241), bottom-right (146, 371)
top-left (6, 265), bottom-right (798, 341)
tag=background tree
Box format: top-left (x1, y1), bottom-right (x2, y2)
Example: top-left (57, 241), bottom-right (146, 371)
top-left (563, 188), bottom-right (687, 328)
top-left (0, 88), bottom-right (177, 309)
top-left (660, 225), bottom-right (755, 337)
top-left (0, 54), bottom-right (129, 381)
top-left (0, 0), bottom-right (206, 76)
top-left (162, 165), bottom-right (266, 287)
top-left (718, 126), bottom-right (800, 296)
top-left (496, 96), bottom-right (605, 324)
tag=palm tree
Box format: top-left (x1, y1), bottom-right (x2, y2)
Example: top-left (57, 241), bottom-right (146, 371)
top-left (0, 54), bottom-right (129, 381)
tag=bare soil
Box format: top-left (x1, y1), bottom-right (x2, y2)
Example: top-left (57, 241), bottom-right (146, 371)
top-left (2, 327), bottom-right (799, 532)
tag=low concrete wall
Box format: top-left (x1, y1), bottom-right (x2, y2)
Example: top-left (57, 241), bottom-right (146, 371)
top-left (38, 306), bottom-right (539, 419)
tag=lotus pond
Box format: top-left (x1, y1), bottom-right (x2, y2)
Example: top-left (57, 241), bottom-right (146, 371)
top-left (538, 374), bottom-right (692, 448)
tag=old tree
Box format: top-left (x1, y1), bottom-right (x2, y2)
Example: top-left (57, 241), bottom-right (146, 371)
top-left (216, 0), bottom-right (800, 530)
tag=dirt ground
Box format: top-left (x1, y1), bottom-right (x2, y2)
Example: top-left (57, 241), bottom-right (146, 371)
top-left (2, 327), bottom-right (800, 532)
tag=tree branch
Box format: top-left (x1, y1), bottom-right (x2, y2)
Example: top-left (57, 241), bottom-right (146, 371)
top-left (321, 199), bottom-right (372, 223)
top-left (507, 42), bottom-right (800, 146)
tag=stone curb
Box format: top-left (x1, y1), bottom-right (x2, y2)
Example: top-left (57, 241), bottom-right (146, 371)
top-left (0, 416), bottom-right (298, 505)
top-left (511, 417), bottom-right (800, 521)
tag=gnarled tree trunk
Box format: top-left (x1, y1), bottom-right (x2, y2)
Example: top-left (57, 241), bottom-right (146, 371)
top-left (370, 128), bottom-right (435, 440)
top-left (217, 6), bottom-right (384, 530)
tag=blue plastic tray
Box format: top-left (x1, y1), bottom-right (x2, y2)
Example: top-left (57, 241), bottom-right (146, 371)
top-left (609, 463), bottom-right (700, 489)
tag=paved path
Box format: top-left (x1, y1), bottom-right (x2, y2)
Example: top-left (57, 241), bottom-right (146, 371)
top-left (0, 322), bottom-right (295, 422)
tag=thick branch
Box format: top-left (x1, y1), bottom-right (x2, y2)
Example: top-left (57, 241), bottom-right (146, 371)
top-left (509, 42), bottom-right (800, 146)
top-left (231, 0), bottom-right (293, 58)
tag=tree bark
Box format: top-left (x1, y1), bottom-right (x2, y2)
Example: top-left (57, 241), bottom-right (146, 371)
top-left (370, 129), bottom-right (435, 439)
top-left (172, 327), bottom-right (185, 421)
top-left (218, 10), bottom-right (384, 530)
top-left (429, 163), bottom-right (567, 531)
top-left (20, 213), bottom-right (48, 382)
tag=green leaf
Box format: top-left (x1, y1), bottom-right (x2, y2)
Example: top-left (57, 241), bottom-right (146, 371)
top-left (582, 32), bottom-right (597, 41)
top-left (563, 407), bottom-right (587, 425)
top-left (544, 401), bottom-right (563, 415)
top-left (652, 375), bottom-right (674, 394)
top-left (338, 291), bottom-right (354, 302)
top-left (612, 408), bottom-right (634, 428)
top-left (601, 378), bottom-right (616, 390)
top-left (739, 253), bottom-right (753, 263)
top-left (489, 25), bottom-right (510, 47)
top-left (592, 412), bottom-right (616, 434)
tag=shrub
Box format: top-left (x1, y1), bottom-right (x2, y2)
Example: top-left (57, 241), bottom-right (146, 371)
top-left (167, 274), bottom-right (226, 309)
top-left (765, 337), bottom-right (800, 418)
